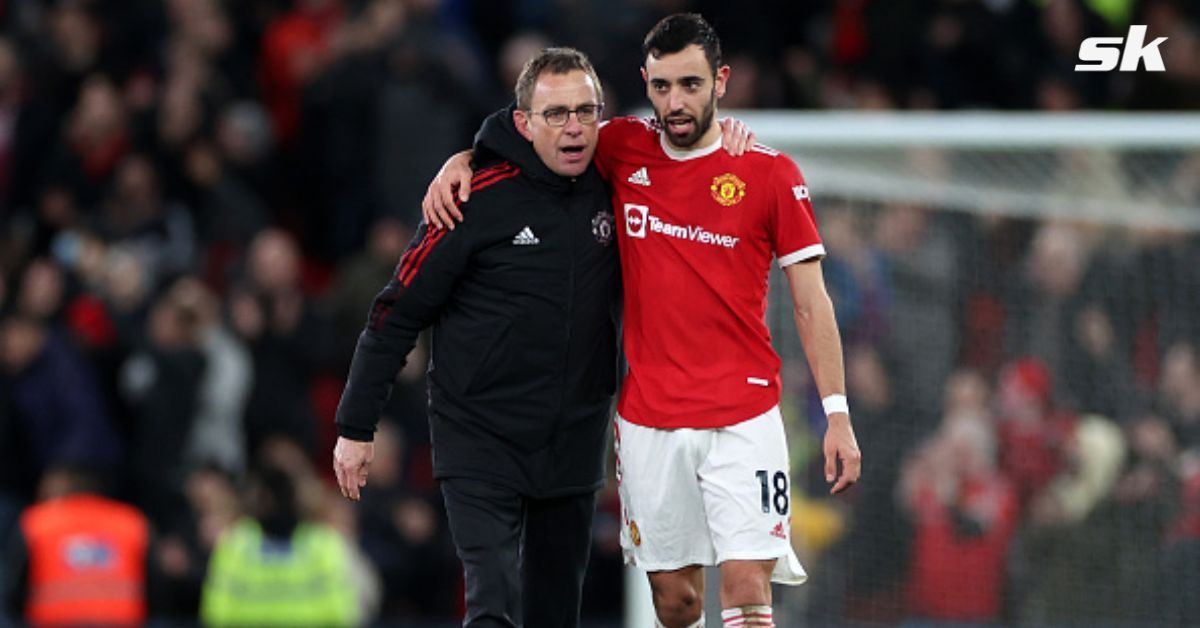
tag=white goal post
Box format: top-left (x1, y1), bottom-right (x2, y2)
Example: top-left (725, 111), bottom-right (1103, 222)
top-left (733, 111), bottom-right (1200, 231)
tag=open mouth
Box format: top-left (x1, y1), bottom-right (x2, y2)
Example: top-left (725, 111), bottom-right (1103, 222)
top-left (666, 116), bottom-right (695, 135)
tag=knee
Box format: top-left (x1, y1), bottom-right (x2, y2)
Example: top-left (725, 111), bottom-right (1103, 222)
top-left (651, 580), bottom-right (703, 627)
top-left (720, 570), bottom-right (771, 607)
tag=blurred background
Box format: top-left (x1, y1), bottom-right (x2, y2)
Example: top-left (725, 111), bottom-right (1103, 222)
top-left (0, 0), bottom-right (1197, 626)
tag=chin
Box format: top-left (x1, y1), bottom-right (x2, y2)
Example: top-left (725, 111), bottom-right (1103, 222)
top-left (556, 162), bottom-right (588, 177)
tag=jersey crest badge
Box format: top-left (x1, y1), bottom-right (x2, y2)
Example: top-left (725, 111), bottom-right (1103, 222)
top-left (592, 210), bottom-right (615, 246)
top-left (711, 173), bottom-right (746, 206)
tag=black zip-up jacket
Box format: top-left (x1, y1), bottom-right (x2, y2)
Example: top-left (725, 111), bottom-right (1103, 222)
top-left (335, 106), bottom-right (620, 497)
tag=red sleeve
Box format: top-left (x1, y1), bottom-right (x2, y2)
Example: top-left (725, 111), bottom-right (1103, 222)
top-left (768, 153), bottom-right (825, 267)
top-left (594, 120), bottom-right (617, 182)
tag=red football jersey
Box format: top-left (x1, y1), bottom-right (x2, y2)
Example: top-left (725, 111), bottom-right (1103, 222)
top-left (595, 117), bottom-right (825, 429)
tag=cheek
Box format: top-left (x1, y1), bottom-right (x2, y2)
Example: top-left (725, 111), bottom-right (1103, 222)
top-left (533, 129), bottom-right (560, 156)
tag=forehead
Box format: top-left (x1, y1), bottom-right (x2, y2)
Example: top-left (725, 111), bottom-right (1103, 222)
top-left (644, 44), bottom-right (711, 81)
top-left (529, 70), bottom-right (600, 109)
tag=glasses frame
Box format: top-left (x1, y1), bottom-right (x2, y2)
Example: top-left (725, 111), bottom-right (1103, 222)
top-left (528, 103), bottom-right (605, 127)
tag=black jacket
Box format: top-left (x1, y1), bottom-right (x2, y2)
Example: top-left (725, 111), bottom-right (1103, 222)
top-left (336, 107), bottom-right (620, 497)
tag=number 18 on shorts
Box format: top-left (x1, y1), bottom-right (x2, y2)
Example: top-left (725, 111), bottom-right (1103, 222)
top-left (615, 406), bottom-right (807, 584)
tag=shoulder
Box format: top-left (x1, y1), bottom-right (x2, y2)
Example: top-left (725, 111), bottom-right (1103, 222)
top-left (735, 143), bottom-right (804, 181)
top-left (470, 161), bottom-right (522, 194)
top-left (600, 116), bottom-right (660, 143)
top-left (460, 161), bottom-right (525, 213)
top-left (738, 142), bottom-right (788, 167)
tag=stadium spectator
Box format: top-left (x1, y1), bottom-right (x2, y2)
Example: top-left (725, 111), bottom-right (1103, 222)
top-left (118, 277), bottom-right (208, 526)
top-left (200, 462), bottom-right (358, 627)
top-left (900, 415), bottom-right (1019, 625)
top-left (0, 312), bottom-right (121, 500)
top-left (1158, 341), bottom-right (1200, 448)
top-left (2, 465), bottom-right (150, 626)
top-left (229, 228), bottom-right (328, 458)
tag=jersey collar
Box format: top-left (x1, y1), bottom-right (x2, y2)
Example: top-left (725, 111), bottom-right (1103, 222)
top-left (659, 131), bottom-right (722, 161)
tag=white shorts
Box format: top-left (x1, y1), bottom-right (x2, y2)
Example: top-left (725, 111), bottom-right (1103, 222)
top-left (615, 406), bottom-right (807, 585)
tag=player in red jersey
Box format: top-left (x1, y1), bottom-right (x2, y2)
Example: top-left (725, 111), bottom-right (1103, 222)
top-left (424, 14), bottom-right (861, 627)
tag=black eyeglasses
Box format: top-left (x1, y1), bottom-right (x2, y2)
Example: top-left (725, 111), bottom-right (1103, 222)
top-left (529, 104), bottom-right (604, 127)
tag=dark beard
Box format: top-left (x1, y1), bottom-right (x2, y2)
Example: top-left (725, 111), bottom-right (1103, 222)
top-left (659, 90), bottom-right (717, 149)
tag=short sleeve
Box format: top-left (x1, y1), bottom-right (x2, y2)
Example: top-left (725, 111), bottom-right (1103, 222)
top-left (769, 154), bottom-right (825, 267)
top-left (594, 120), bottom-right (616, 182)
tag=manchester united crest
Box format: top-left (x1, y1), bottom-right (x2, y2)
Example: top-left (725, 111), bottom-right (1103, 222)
top-left (592, 210), bottom-right (615, 246)
top-left (629, 519), bottom-right (642, 546)
top-left (710, 173), bottom-right (746, 206)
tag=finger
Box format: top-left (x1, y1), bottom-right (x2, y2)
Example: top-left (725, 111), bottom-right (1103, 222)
top-left (425, 194), bottom-right (449, 231)
top-left (830, 472), bottom-right (855, 495)
top-left (735, 123), bottom-right (753, 156)
top-left (457, 171), bottom-right (472, 204)
top-left (824, 448), bottom-right (837, 484)
top-left (832, 453), bottom-right (862, 495)
top-left (729, 123), bottom-right (746, 156)
top-left (438, 184), bottom-right (458, 216)
top-left (333, 463), bottom-right (350, 499)
top-left (423, 205), bottom-right (443, 231)
top-left (421, 193), bottom-right (433, 220)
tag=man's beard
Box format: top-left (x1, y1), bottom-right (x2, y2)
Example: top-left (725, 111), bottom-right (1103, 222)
top-left (659, 90), bottom-right (717, 149)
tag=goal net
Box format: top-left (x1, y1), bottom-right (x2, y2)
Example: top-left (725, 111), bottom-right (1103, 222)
top-left (742, 111), bottom-right (1200, 626)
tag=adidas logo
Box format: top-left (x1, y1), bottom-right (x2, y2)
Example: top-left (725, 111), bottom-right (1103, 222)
top-left (512, 226), bottom-right (540, 246)
top-left (627, 167), bottom-right (651, 186)
top-left (770, 522), bottom-right (786, 540)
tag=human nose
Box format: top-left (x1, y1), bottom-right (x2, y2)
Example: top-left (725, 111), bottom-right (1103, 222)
top-left (668, 87), bottom-right (685, 112)
top-left (563, 113), bottom-right (584, 134)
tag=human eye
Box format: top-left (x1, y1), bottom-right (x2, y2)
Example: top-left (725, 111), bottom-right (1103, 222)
top-left (577, 104), bottom-right (600, 121)
top-left (542, 107), bottom-right (569, 124)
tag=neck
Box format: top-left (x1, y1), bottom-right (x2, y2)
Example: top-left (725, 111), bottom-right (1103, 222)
top-left (667, 119), bottom-right (721, 153)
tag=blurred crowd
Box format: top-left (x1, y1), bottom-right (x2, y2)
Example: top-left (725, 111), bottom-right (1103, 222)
top-left (0, 0), bottom-right (1197, 625)
top-left (789, 208), bottom-right (1200, 625)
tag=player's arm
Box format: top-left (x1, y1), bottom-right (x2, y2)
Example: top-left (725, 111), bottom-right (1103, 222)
top-left (784, 258), bottom-right (862, 495)
top-left (333, 220), bottom-right (473, 500)
top-left (420, 113), bottom-right (756, 230)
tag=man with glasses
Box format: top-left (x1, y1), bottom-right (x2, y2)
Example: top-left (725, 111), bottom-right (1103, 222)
top-left (332, 48), bottom-right (621, 626)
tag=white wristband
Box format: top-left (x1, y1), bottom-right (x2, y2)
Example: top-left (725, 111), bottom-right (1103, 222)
top-left (822, 394), bottom-right (849, 417)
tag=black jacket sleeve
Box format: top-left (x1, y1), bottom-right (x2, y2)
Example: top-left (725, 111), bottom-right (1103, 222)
top-left (335, 220), bottom-right (474, 441)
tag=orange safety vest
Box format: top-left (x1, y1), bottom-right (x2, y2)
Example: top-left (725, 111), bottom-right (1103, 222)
top-left (19, 494), bottom-right (149, 626)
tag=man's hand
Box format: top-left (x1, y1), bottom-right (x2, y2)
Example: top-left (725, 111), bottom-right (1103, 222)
top-left (333, 436), bottom-right (374, 501)
top-left (421, 150), bottom-right (474, 230)
top-left (718, 117), bottom-right (756, 156)
top-left (824, 415), bottom-right (862, 494)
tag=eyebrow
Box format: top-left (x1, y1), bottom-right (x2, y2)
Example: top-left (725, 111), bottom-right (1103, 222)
top-left (650, 75), bottom-right (706, 84)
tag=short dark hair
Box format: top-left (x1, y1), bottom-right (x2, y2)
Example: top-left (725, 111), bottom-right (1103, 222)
top-left (642, 13), bottom-right (722, 75)
top-left (514, 47), bottom-right (603, 110)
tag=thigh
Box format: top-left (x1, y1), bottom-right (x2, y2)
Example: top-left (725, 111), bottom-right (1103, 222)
top-left (441, 478), bottom-right (524, 627)
top-left (615, 416), bottom-right (716, 571)
top-left (698, 407), bottom-right (806, 585)
top-left (522, 492), bottom-right (597, 627)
